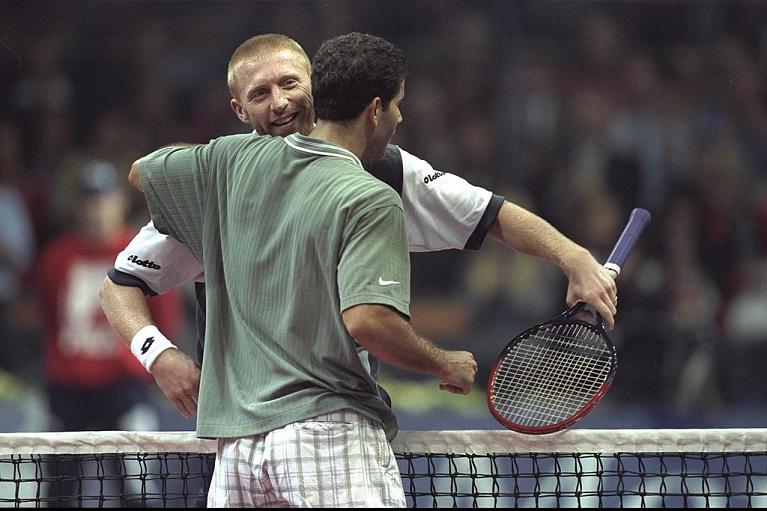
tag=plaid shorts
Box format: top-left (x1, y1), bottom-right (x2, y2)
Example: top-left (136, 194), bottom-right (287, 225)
top-left (207, 408), bottom-right (406, 508)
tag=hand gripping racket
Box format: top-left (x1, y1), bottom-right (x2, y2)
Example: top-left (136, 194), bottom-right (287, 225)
top-left (487, 208), bottom-right (651, 434)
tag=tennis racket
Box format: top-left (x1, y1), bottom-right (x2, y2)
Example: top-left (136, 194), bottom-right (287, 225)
top-left (487, 207), bottom-right (651, 434)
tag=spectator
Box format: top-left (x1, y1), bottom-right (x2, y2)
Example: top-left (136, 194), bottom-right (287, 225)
top-left (36, 159), bottom-right (184, 432)
top-left (34, 159), bottom-right (184, 504)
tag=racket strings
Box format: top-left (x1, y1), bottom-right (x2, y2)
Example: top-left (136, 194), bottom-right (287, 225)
top-left (494, 331), bottom-right (608, 424)
top-left (501, 338), bottom-right (604, 413)
top-left (494, 338), bottom-right (609, 424)
top-left (491, 322), bottom-right (613, 427)
top-left (495, 325), bottom-right (608, 403)
top-left (495, 351), bottom-right (601, 424)
top-left (495, 354), bottom-right (603, 425)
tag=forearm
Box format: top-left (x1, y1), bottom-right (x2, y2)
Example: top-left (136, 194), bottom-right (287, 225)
top-left (99, 277), bottom-right (155, 344)
top-left (344, 304), bottom-right (477, 393)
top-left (488, 200), bottom-right (591, 277)
top-left (100, 277), bottom-right (199, 417)
top-left (488, 200), bottom-right (618, 327)
top-left (343, 305), bottom-right (447, 378)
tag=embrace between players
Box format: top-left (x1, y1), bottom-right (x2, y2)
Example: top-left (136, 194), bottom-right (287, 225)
top-left (100, 32), bottom-right (618, 507)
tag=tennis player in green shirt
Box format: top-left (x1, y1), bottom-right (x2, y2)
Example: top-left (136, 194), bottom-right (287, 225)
top-left (102, 33), bottom-right (618, 422)
top-left (130, 32), bottom-right (476, 508)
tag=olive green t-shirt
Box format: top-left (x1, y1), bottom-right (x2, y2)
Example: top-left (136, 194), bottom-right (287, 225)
top-left (139, 133), bottom-right (410, 440)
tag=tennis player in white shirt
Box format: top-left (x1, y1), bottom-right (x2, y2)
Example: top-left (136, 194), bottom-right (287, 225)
top-left (100, 33), bottom-right (617, 419)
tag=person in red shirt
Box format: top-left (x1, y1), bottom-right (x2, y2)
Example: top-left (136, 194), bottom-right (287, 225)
top-left (35, 159), bottom-right (183, 504)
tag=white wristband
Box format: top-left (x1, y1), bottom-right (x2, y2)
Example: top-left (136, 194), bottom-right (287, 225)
top-left (130, 325), bottom-right (178, 373)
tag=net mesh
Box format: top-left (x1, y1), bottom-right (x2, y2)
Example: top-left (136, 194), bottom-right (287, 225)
top-left (1, 429), bottom-right (765, 508)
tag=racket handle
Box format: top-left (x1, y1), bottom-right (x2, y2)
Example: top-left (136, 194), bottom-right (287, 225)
top-left (604, 208), bottom-right (651, 278)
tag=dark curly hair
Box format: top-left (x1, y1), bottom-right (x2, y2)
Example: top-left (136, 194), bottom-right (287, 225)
top-left (311, 32), bottom-right (407, 121)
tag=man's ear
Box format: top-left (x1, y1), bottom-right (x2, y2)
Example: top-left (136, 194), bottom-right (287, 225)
top-left (366, 97), bottom-right (383, 126)
top-left (231, 98), bottom-right (249, 124)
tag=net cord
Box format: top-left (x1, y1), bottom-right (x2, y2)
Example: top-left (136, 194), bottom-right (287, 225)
top-left (0, 429), bottom-right (765, 456)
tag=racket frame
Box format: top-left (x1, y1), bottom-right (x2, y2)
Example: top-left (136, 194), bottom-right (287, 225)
top-left (485, 207), bottom-right (649, 434)
top-left (486, 303), bottom-right (618, 435)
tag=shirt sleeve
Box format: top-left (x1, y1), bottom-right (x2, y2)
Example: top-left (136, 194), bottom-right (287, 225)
top-left (398, 147), bottom-right (505, 252)
top-left (108, 221), bottom-right (204, 295)
top-left (139, 139), bottom-right (227, 262)
top-left (338, 201), bottom-right (411, 319)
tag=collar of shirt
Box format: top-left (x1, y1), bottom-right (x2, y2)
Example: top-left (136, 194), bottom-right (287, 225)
top-left (283, 133), bottom-right (363, 169)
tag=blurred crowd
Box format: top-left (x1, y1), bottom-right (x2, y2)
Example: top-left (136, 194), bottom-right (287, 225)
top-left (1, 0), bottom-right (766, 431)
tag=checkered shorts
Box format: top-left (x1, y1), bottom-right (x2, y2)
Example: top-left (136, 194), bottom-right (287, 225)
top-left (206, 408), bottom-right (406, 508)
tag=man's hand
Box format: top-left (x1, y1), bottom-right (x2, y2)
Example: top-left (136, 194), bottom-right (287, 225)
top-left (487, 202), bottom-right (618, 329)
top-left (437, 351), bottom-right (477, 395)
top-left (150, 349), bottom-right (201, 419)
top-left (563, 248), bottom-right (618, 330)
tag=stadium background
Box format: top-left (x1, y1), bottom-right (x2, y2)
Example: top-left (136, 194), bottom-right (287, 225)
top-left (1, 0), bottom-right (766, 433)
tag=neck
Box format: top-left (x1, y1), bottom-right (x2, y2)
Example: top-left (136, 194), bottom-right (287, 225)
top-left (308, 119), bottom-right (368, 159)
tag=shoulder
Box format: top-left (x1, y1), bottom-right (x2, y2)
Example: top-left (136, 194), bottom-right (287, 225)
top-left (360, 144), bottom-right (473, 194)
top-left (315, 158), bottom-right (402, 212)
top-left (210, 132), bottom-right (263, 149)
top-left (142, 134), bottom-right (272, 165)
top-left (361, 145), bottom-right (404, 195)
top-left (351, 172), bottom-right (403, 215)
top-left (208, 133), bottom-right (279, 164)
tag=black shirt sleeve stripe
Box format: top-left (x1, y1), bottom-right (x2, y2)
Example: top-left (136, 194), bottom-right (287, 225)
top-left (464, 194), bottom-right (505, 251)
top-left (106, 267), bottom-right (158, 296)
top-left (361, 144), bottom-right (403, 196)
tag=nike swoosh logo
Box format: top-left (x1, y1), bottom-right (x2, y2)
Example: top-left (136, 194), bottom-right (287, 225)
top-left (378, 277), bottom-right (400, 286)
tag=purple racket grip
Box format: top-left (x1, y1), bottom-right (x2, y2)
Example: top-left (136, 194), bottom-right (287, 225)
top-left (604, 208), bottom-right (651, 275)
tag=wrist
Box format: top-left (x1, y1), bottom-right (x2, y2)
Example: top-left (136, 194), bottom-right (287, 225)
top-left (130, 325), bottom-right (178, 373)
top-left (559, 244), bottom-right (591, 277)
top-left (432, 345), bottom-right (450, 380)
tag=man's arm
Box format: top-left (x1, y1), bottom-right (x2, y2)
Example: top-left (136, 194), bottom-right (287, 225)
top-left (342, 304), bottom-right (476, 394)
top-left (488, 201), bottom-right (618, 329)
top-left (129, 143), bottom-right (200, 192)
top-left (378, 147), bottom-right (616, 326)
top-left (100, 278), bottom-right (201, 418)
top-left (128, 159), bottom-right (142, 192)
top-left (101, 220), bottom-right (205, 418)
top-left (369, 147), bottom-right (504, 253)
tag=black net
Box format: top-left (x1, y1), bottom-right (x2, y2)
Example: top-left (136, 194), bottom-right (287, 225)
top-left (1, 452), bottom-right (215, 508)
top-left (1, 430), bottom-right (765, 508)
top-left (398, 451), bottom-right (767, 507)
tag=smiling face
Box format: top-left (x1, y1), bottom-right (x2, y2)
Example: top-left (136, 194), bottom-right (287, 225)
top-left (229, 49), bottom-right (314, 137)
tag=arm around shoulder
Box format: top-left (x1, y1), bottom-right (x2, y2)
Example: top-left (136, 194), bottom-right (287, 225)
top-left (128, 159), bottom-right (143, 192)
top-left (129, 143), bottom-right (203, 193)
